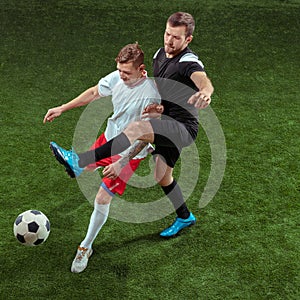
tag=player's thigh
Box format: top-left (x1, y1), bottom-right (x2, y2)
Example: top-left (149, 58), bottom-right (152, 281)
top-left (149, 118), bottom-right (194, 148)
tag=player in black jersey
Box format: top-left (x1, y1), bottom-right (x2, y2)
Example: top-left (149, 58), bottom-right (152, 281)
top-left (50, 12), bottom-right (214, 238)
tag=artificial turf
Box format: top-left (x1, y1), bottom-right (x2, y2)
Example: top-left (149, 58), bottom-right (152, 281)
top-left (1, 0), bottom-right (299, 299)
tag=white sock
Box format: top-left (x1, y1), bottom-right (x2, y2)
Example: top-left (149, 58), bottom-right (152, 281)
top-left (80, 201), bottom-right (110, 249)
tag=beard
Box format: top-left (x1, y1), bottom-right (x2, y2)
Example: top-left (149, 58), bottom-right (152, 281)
top-left (164, 44), bottom-right (176, 54)
top-left (164, 43), bottom-right (186, 57)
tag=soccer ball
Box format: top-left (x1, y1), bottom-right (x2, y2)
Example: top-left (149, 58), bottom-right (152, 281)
top-left (13, 210), bottom-right (51, 246)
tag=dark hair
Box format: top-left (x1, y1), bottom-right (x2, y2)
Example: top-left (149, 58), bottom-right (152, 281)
top-left (115, 43), bottom-right (144, 67)
top-left (167, 12), bottom-right (195, 37)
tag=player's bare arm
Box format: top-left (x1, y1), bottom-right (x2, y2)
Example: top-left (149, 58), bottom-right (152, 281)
top-left (43, 85), bottom-right (101, 123)
top-left (188, 72), bottom-right (214, 109)
top-left (102, 140), bottom-right (148, 179)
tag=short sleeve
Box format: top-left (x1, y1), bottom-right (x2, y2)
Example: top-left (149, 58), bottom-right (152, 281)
top-left (98, 70), bottom-right (121, 97)
top-left (179, 53), bottom-right (205, 78)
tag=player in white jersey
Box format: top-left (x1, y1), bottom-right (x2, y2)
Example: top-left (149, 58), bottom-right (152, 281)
top-left (43, 43), bottom-right (161, 273)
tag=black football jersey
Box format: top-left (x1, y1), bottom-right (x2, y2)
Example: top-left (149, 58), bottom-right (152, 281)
top-left (153, 47), bottom-right (205, 135)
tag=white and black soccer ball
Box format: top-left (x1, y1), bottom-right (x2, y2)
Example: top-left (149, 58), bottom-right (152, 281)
top-left (13, 210), bottom-right (51, 246)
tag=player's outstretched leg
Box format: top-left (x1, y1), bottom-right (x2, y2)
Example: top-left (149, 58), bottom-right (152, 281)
top-left (50, 142), bottom-right (84, 178)
top-left (160, 212), bottom-right (196, 238)
top-left (71, 246), bottom-right (93, 273)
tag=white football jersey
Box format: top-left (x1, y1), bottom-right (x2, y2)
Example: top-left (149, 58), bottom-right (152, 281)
top-left (98, 70), bottom-right (161, 159)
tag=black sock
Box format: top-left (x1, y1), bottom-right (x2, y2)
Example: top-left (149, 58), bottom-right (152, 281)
top-left (161, 180), bottom-right (190, 219)
top-left (78, 132), bottom-right (131, 168)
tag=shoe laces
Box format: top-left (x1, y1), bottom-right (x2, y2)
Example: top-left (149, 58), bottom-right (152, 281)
top-left (76, 246), bottom-right (89, 261)
top-left (65, 148), bottom-right (77, 161)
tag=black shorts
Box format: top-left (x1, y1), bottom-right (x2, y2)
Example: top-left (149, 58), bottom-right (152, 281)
top-left (149, 118), bottom-right (197, 168)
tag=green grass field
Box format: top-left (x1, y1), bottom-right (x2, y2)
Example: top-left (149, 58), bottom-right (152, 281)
top-left (1, 0), bottom-right (299, 299)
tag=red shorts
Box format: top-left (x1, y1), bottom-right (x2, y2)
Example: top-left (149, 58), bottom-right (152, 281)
top-left (88, 133), bottom-right (144, 196)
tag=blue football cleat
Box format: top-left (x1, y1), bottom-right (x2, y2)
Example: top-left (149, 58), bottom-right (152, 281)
top-left (50, 142), bottom-right (84, 178)
top-left (160, 213), bottom-right (196, 238)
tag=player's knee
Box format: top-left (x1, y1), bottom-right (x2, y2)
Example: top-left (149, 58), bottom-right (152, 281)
top-left (95, 188), bottom-right (113, 205)
top-left (124, 121), bottom-right (151, 142)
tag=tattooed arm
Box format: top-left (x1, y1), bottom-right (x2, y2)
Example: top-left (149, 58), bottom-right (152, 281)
top-left (102, 140), bottom-right (148, 179)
